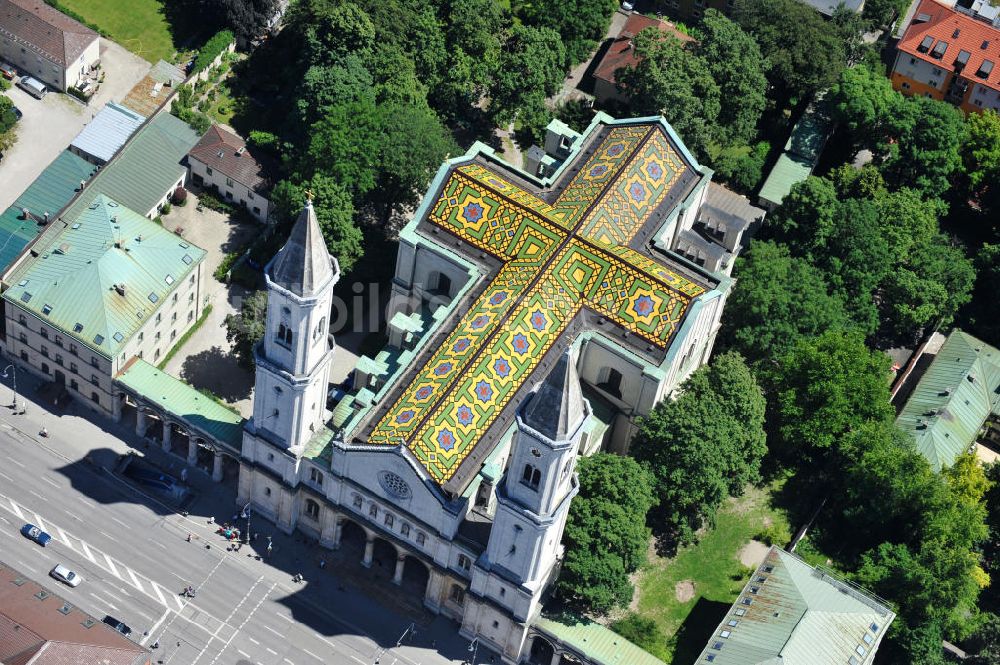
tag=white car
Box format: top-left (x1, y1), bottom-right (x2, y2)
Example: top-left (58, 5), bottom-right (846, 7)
top-left (50, 564), bottom-right (82, 587)
top-left (622, 1), bottom-right (635, 10)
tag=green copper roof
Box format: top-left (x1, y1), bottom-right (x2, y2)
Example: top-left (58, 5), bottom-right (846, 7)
top-left (758, 153), bottom-right (813, 208)
top-left (0, 150), bottom-right (97, 272)
top-left (534, 615), bottom-right (666, 665)
top-left (116, 359), bottom-right (243, 448)
top-left (695, 547), bottom-right (894, 665)
top-left (62, 113), bottom-right (199, 220)
top-left (3, 195), bottom-right (206, 358)
top-left (759, 99), bottom-right (832, 207)
top-left (896, 330), bottom-right (1000, 471)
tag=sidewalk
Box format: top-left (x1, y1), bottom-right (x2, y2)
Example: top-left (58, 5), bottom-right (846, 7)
top-left (0, 363), bottom-right (493, 664)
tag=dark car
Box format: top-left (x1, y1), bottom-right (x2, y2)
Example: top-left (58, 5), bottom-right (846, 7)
top-left (12, 106), bottom-right (21, 120)
top-left (102, 615), bottom-right (133, 637)
top-left (20, 523), bottom-right (52, 546)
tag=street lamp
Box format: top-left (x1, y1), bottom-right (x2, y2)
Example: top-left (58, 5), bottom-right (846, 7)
top-left (372, 623), bottom-right (416, 664)
top-left (468, 637), bottom-right (479, 665)
top-left (2, 364), bottom-right (20, 414)
top-left (240, 501), bottom-right (251, 544)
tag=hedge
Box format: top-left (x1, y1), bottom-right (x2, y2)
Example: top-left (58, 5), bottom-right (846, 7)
top-left (192, 30), bottom-right (234, 74)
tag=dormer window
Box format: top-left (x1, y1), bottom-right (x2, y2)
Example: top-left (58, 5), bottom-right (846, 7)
top-left (976, 60), bottom-right (994, 79)
top-left (931, 40), bottom-right (948, 59)
top-left (918, 36), bottom-right (933, 53)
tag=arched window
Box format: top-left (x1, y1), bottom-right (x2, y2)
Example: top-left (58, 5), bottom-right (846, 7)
top-left (277, 307), bottom-right (293, 347)
top-left (305, 499), bottom-right (320, 520)
top-left (598, 367), bottom-right (623, 398)
top-left (521, 464), bottom-right (540, 490)
top-left (561, 459), bottom-right (572, 480)
top-left (315, 316), bottom-right (326, 340)
top-left (449, 584), bottom-right (465, 605)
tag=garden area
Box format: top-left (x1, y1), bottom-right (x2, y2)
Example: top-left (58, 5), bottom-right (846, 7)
top-left (51, 0), bottom-right (177, 62)
top-left (627, 480), bottom-right (795, 663)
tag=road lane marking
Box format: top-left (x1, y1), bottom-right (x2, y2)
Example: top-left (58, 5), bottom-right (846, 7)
top-left (27, 490), bottom-right (44, 502)
top-left (16, 559), bottom-right (36, 573)
top-left (237, 650), bottom-right (250, 659)
top-left (202, 581), bottom-right (275, 665)
top-left (56, 527), bottom-right (72, 549)
top-left (111, 516), bottom-right (129, 529)
top-left (80, 541), bottom-right (96, 562)
top-left (151, 582), bottom-right (167, 606)
top-left (276, 612), bottom-right (293, 622)
top-left (0, 516), bottom-right (9, 526)
top-left (103, 553), bottom-right (120, 578)
top-left (99, 530), bottom-right (114, 541)
top-left (31, 513), bottom-right (46, 531)
top-left (284, 659), bottom-right (294, 664)
top-left (0, 470), bottom-right (12, 482)
top-left (142, 609), bottom-right (170, 646)
top-left (64, 510), bottom-right (80, 522)
top-left (88, 591), bottom-right (118, 611)
top-left (248, 637), bottom-right (259, 645)
top-left (263, 625), bottom-right (283, 639)
top-left (8, 499), bottom-right (23, 519)
top-left (42, 476), bottom-right (59, 489)
top-left (301, 649), bottom-right (321, 661)
top-left (266, 648), bottom-right (278, 656)
top-left (8, 458), bottom-right (23, 468)
top-left (127, 567), bottom-right (143, 592)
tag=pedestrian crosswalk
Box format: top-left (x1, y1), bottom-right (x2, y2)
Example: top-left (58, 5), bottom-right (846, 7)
top-left (0, 491), bottom-right (187, 612)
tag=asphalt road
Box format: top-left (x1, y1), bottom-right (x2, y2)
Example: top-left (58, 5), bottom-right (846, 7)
top-left (0, 420), bottom-right (473, 665)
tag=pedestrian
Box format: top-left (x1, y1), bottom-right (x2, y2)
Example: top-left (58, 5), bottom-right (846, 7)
top-left (208, 516), bottom-right (214, 524)
top-left (318, 558), bottom-right (326, 569)
top-left (180, 468), bottom-right (188, 482)
top-left (151, 640), bottom-right (159, 649)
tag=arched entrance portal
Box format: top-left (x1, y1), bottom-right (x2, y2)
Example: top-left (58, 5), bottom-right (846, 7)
top-left (371, 538), bottom-right (397, 579)
top-left (529, 635), bottom-right (556, 665)
top-left (339, 520), bottom-right (367, 561)
top-left (400, 556), bottom-right (429, 596)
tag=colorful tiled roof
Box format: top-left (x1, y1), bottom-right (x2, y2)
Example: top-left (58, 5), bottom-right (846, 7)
top-left (695, 547), bottom-right (895, 665)
top-left (3, 195), bottom-right (206, 358)
top-left (0, 149), bottom-right (96, 274)
top-left (188, 125), bottom-right (272, 194)
top-left (898, 0), bottom-right (1000, 93)
top-left (0, 0), bottom-right (97, 67)
top-left (895, 330), bottom-right (1000, 471)
top-left (593, 14), bottom-right (693, 86)
top-left (364, 119), bottom-right (707, 487)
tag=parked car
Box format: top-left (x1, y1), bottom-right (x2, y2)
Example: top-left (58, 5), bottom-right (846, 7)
top-left (50, 564), bottom-right (82, 587)
top-left (20, 523), bottom-right (52, 546)
top-left (16, 76), bottom-right (46, 99)
top-left (102, 615), bottom-right (133, 637)
top-left (12, 105), bottom-right (21, 120)
top-left (0, 62), bottom-right (15, 80)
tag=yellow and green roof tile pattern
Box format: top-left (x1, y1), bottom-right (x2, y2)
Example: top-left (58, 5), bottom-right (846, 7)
top-left (370, 123), bottom-right (704, 484)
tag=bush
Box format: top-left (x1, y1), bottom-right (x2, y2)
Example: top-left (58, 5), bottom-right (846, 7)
top-left (173, 187), bottom-right (188, 205)
top-left (161, 202), bottom-right (172, 215)
top-left (0, 77), bottom-right (10, 92)
top-left (192, 30), bottom-right (234, 74)
top-left (713, 141), bottom-right (770, 193)
top-left (610, 614), bottom-right (665, 655)
top-left (214, 251), bottom-right (240, 281)
top-left (754, 523), bottom-right (792, 548)
top-left (199, 192), bottom-right (235, 214)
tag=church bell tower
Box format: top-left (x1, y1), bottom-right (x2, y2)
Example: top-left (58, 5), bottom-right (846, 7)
top-left (251, 197), bottom-right (339, 453)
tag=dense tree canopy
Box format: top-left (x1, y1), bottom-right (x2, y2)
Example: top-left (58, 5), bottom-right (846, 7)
top-left (762, 330), bottom-right (893, 463)
top-left (519, 0), bottom-right (617, 66)
top-left (632, 352), bottom-right (767, 546)
top-left (695, 10), bottom-right (768, 146)
top-left (216, 0), bottom-right (280, 41)
top-left (618, 30), bottom-right (721, 159)
top-left (883, 96), bottom-right (968, 197)
top-left (489, 25), bottom-right (566, 136)
top-left (720, 241), bottom-right (852, 363)
top-left (734, 0), bottom-right (847, 100)
top-left (558, 454), bottom-right (656, 612)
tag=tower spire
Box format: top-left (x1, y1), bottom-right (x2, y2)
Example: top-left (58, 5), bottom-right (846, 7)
top-left (268, 198), bottom-right (335, 297)
top-left (520, 350), bottom-right (585, 440)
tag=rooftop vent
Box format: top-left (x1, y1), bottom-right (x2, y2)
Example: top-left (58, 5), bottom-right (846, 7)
top-left (20, 208), bottom-right (29, 220)
top-left (983, 40), bottom-right (991, 49)
top-left (73, 323), bottom-right (83, 333)
top-left (114, 283), bottom-right (126, 296)
top-left (78, 180), bottom-right (85, 191)
top-left (953, 28), bottom-right (961, 38)
top-left (236, 146), bottom-right (245, 156)
top-left (217, 150), bottom-right (224, 158)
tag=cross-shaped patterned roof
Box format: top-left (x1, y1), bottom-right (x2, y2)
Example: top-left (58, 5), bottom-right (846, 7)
top-left (368, 121), bottom-right (708, 486)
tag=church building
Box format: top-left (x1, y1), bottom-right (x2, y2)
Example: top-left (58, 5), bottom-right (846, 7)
top-left (238, 113), bottom-right (736, 664)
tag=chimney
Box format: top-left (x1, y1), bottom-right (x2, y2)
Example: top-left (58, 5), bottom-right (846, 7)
top-left (79, 180), bottom-right (85, 191)
top-left (43, 212), bottom-right (49, 224)
top-left (21, 208), bottom-right (29, 220)
top-left (114, 283), bottom-right (126, 296)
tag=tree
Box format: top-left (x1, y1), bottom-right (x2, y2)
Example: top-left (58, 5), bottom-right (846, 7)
top-left (734, 0), bottom-right (846, 100)
top-left (434, 0), bottom-right (506, 121)
top-left (631, 352), bottom-right (767, 545)
top-left (520, 0), bottom-right (617, 66)
top-left (711, 141), bottom-right (769, 193)
top-left (225, 290), bottom-right (268, 369)
top-left (617, 30), bottom-right (721, 158)
top-left (770, 176), bottom-right (842, 256)
top-left (216, 0), bottom-right (280, 42)
top-left (695, 10), bottom-right (767, 145)
top-left (489, 25), bottom-right (566, 133)
top-left (0, 95), bottom-right (17, 135)
top-left (557, 454), bottom-right (656, 612)
top-left (720, 241), bottom-right (852, 363)
top-left (966, 244), bottom-right (1000, 346)
top-left (295, 56), bottom-right (375, 126)
top-left (294, 0), bottom-right (376, 67)
top-left (610, 614), bottom-right (664, 655)
top-left (964, 109), bottom-right (1000, 198)
top-left (763, 330), bottom-right (893, 463)
top-left (967, 613), bottom-right (1000, 665)
top-left (829, 64), bottom-right (900, 146)
top-left (374, 101), bottom-right (458, 225)
top-left (302, 99), bottom-right (383, 197)
top-left (883, 96), bottom-right (968, 197)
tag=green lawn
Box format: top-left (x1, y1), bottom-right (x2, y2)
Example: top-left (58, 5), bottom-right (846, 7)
top-left (634, 480), bottom-right (794, 664)
top-left (57, 0), bottom-right (176, 62)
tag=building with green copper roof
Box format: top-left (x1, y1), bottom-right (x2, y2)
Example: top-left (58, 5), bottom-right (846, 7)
top-left (758, 97), bottom-right (833, 210)
top-left (695, 546), bottom-right (894, 665)
top-left (0, 150), bottom-right (96, 273)
top-left (3, 195), bottom-right (206, 417)
top-left (895, 330), bottom-right (1000, 472)
top-left (60, 112), bottom-right (199, 220)
top-left (532, 615), bottom-right (666, 665)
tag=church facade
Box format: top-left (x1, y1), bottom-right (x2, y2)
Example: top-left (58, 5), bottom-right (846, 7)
top-left (238, 113), bottom-right (733, 664)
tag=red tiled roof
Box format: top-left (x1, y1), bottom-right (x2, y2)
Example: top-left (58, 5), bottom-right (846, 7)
top-left (897, 0), bottom-right (1000, 92)
top-left (0, 0), bottom-right (97, 67)
top-left (593, 14), bottom-right (694, 85)
top-left (0, 562), bottom-right (149, 665)
top-left (188, 125), bottom-right (272, 194)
